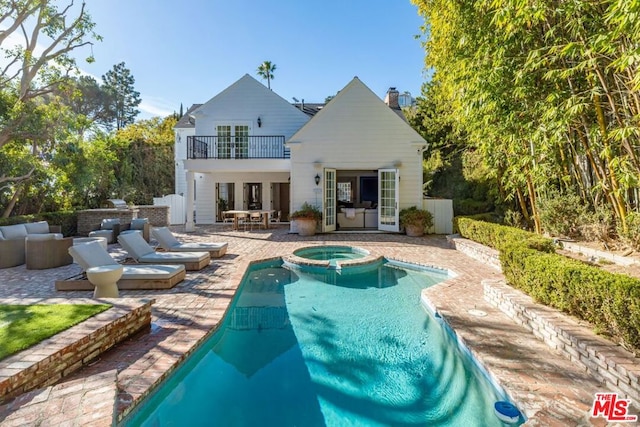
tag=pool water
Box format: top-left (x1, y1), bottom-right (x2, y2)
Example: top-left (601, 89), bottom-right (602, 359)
top-left (124, 259), bottom-right (520, 426)
top-left (293, 245), bottom-right (367, 262)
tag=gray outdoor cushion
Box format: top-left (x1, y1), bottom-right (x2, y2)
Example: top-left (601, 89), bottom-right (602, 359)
top-left (118, 232), bottom-right (208, 264)
top-left (117, 232), bottom-right (155, 259)
top-left (89, 229), bottom-right (116, 244)
top-left (0, 224), bottom-right (28, 240)
top-left (24, 221), bottom-right (50, 234)
top-left (121, 264), bottom-right (185, 280)
top-left (25, 234), bottom-right (60, 241)
top-left (139, 251), bottom-right (208, 263)
top-left (101, 218), bottom-right (120, 230)
top-left (130, 218), bottom-right (148, 230)
top-left (152, 226), bottom-right (227, 252)
top-left (68, 241), bottom-right (118, 270)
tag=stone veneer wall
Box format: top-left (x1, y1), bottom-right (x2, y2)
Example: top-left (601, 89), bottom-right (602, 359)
top-left (136, 205), bottom-right (169, 227)
top-left (483, 281), bottom-right (640, 404)
top-left (446, 234), bottom-right (502, 271)
top-left (0, 299), bottom-right (153, 403)
top-left (77, 209), bottom-right (138, 237)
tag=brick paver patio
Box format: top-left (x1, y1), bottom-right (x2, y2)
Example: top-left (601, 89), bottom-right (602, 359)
top-left (0, 226), bottom-right (636, 426)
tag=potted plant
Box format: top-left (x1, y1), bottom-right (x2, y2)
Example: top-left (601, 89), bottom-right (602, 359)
top-left (399, 206), bottom-right (433, 237)
top-left (290, 202), bottom-right (322, 236)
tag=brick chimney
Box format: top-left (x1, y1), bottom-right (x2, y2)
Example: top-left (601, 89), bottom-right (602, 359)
top-left (384, 87), bottom-right (400, 109)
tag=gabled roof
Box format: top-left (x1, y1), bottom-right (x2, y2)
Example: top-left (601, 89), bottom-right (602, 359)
top-left (174, 104), bottom-right (202, 129)
top-left (288, 77), bottom-right (426, 143)
top-left (190, 74), bottom-right (308, 120)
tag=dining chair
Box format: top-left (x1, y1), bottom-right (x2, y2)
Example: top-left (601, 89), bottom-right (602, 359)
top-left (236, 212), bottom-right (248, 231)
top-left (249, 211), bottom-right (264, 230)
top-left (222, 211), bottom-right (235, 230)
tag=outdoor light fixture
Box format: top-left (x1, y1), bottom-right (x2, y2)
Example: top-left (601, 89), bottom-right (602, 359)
top-left (257, 117), bottom-right (262, 127)
top-left (315, 174), bottom-right (321, 186)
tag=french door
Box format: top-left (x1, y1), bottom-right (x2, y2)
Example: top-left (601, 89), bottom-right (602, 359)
top-left (216, 125), bottom-right (249, 159)
top-left (378, 169), bottom-right (399, 231)
top-left (323, 168), bottom-right (336, 232)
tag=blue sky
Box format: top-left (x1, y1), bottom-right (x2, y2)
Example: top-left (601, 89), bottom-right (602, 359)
top-left (80, 0), bottom-right (429, 119)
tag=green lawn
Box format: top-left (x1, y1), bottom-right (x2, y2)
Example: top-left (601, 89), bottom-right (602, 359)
top-left (0, 304), bottom-right (111, 360)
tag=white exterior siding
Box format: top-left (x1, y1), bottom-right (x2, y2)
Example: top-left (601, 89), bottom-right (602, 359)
top-left (174, 127), bottom-right (194, 195)
top-left (193, 74), bottom-right (309, 145)
top-left (288, 78), bottom-right (426, 214)
top-left (194, 173), bottom-right (215, 224)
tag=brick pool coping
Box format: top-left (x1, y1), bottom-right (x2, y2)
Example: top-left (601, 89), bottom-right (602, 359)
top-left (0, 228), bottom-right (638, 426)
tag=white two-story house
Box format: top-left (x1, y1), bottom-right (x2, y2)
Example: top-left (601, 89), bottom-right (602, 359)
top-left (175, 74), bottom-right (428, 233)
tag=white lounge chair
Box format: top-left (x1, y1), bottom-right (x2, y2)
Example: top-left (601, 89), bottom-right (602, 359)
top-left (152, 227), bottom-right (228, 258)
top-left (56, 241), bottom-right (186, 291)
top-left (118, 232), bottom-right (210, 271)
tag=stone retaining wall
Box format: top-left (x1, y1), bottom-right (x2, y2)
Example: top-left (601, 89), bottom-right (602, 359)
top-left (0, 299), bottom-right (154, 403)
top-left (483, 279), bottom-right (640, 403)
top-left (136, 205), bottom-right (169, 227)
top-left (446, 234), bottom-right (502, 271)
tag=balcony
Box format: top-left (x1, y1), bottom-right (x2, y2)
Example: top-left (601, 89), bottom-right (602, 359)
top-left (187, 136), bottom-right (289, 159)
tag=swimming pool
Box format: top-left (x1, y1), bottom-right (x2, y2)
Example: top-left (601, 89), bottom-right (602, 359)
top-left (123, 257), bottom-right (521, 426)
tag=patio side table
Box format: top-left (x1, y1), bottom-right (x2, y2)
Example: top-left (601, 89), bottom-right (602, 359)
top-left (86, 264), bottom-right (123, 298)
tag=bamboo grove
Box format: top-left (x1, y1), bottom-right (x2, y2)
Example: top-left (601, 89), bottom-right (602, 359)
top-left (412, 0), bottom-right (640, 236)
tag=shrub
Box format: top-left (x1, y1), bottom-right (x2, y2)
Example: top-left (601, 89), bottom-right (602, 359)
top-left (0, 211), bottom-right (77, 236)
top-left (618, 211), bottom-right (640, 250)
top-left (501, 243), bottom-right (640, 352)
top-left (537, 191), bottom-right (587, 238)
top-left (454, 217), bottom-right (555, 253)
top-left (456, 216), bottom-right (640, 352)
top-left (399, 206), bottom-right (433, 233)
top-left (289, 202), bottom-right (322, 221)
top-left (453, 198), bottom-right (494, 216)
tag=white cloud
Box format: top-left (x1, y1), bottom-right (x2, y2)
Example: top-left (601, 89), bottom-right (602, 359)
top-left (138, 96), bottom-right (176, 118)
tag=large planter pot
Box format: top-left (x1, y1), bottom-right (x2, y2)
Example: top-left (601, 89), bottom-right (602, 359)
top-left (296, 219), bottom-right (318, 236)
top-left (405, 224), bottom-right (424, 237)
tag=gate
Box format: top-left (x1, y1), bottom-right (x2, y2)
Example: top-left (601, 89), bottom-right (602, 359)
top-left (153, 194), bottom-right (186, 225)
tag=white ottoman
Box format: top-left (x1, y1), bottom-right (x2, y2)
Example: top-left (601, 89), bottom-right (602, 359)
top-left (73, 237), bottom-right (108, 250)
top-left (86, 264), bottom-right (123, 298)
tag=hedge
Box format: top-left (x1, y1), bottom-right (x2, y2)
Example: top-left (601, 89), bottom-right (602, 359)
top-left (456, 217), bottom-right (640, 352)
top-left (0, 211), bottom-right (77, 236)
top-left (455, 216), bottom-right (555, 253)
top-left (501, 243), bottom-right (640, 351)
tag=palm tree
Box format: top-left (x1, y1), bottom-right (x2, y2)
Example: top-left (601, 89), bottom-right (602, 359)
top-left (257, 61), bottom-right (276, 89)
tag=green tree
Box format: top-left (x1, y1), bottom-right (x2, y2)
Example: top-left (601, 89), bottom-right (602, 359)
top-left (102, 62), bottom-right (141, 130)
top-left (61, 75), bottom-right (112, 134)
top-left (0, 0), bottom-right (99, 148)
top-left (257, 61), bottom-right (277, 89)
top-left (412, 0), bottom-right (640, 234)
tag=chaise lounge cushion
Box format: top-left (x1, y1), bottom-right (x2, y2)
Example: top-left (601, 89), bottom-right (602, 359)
top-left (68, 241), bottom-right (186, 281)
top-left (152, 226), bottom-right (228, 257)
top-left (118, 232), bottom-right (210, 270)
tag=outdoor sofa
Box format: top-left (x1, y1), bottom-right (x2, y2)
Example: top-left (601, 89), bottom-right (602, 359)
top-left (0, 221), bottom-right (64, 268)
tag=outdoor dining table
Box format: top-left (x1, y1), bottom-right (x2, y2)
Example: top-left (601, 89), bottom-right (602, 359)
top-left (225, 210), bottom-right (274, 230)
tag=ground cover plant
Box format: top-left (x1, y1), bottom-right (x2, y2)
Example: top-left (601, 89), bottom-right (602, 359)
top-left (0, 304), bottom-right (111, 360)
